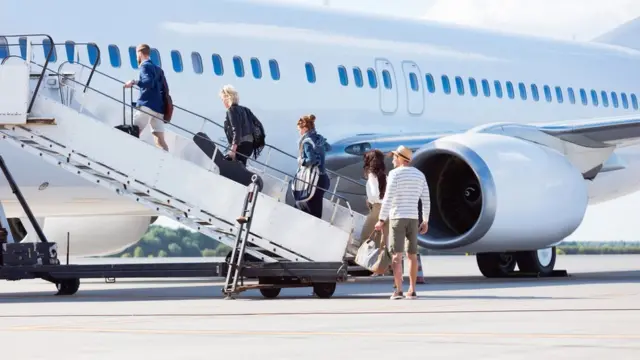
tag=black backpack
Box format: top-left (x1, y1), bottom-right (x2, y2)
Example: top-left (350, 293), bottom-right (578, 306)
top-left (242, 107), bottom-right (266, 159)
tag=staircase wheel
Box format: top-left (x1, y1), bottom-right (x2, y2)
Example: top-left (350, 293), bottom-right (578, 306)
top-left (259, 288), bottom-right (281, 299)
top-left (312, 283), bottom-right (336, 299)
top-left (55, 278), bottom-right (80, 296)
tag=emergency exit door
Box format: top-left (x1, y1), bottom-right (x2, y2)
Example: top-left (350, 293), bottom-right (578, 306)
top-left (375, 58), bottom-right (398, 114)
top-left (401, 61), bottom-right (425, 115)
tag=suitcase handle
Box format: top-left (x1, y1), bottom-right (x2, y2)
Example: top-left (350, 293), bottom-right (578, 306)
top-left (122, 86), bottom-right (134, 126)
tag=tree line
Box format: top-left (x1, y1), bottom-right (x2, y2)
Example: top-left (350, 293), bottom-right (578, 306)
top-left (108, 225), bottom-right (640, 258)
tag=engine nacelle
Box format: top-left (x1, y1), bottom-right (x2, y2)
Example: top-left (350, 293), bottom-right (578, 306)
top-left (412, 133), bottom-right (588, 253)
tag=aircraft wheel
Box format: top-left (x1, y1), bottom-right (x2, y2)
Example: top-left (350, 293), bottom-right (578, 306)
top-left (476, 252), bottom-right (517, 278)
top-left (516, 247), bottom-right (556, 276)
top-left (55, 278), bottom-right (80, 296)
top-left (312, 282), bottom-right (336, 298)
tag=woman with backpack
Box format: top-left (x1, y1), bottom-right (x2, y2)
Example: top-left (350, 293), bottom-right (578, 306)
top-left (219, 84), bottom-right (265, 166)
top-left (293, 114), bottom-right (331, 219)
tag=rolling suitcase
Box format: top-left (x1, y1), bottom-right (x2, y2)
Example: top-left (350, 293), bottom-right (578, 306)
top-left (115, 86), bottom-right (140, 138)
top-left (192, 131), bottom-right (255, 187)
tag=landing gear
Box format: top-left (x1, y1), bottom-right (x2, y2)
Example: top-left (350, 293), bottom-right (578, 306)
top-left (55, 278), bottom-right (80, 296)
top-left (476, 252), bottom-right (517, 277)
top-left (515, 247), bottom-right (556, 276)
top-left (476, 247), bottom-right (561, 278)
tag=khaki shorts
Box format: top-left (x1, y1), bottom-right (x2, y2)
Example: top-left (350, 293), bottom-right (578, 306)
top-left (389, 218), bottom-right (419, 255)
top-left (133, 106), bottom-right (165, 133)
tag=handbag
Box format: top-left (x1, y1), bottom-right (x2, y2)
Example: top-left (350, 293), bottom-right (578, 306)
top-left (291, 139), bottom-right (320, 203)
top-left (354, 229), bottom-right (393, 275)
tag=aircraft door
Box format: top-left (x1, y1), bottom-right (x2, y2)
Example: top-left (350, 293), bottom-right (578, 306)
top-left (401, 61), bottom-right (425, 115)
top-left (375, 58), bottom-right (398, 114)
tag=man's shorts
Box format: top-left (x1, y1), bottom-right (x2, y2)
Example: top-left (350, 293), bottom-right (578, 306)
top-left (133, 106), bottom-right (165, 133)
top-left (389, 218), bottom-right (419, 255)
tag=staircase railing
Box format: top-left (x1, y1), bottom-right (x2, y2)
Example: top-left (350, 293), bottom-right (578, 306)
top-left (25, 60), bottom-right (356, 225)
top-left (53, 60), bottom-right (367, 195)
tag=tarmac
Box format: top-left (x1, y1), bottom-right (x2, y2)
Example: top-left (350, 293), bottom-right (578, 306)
top-left (0, 254), bottom-right (638, 359)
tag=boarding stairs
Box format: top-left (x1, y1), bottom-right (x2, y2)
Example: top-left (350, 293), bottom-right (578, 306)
top-left (0, 36), bottom-right (367, 267)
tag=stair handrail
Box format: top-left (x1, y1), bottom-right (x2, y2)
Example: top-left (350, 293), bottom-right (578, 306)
top-left (27, 61), bottom-right (356, 221)
top-left (54, 60), bottom-right (367, 192)
top-left (0, 34), bottom-right (57, 113)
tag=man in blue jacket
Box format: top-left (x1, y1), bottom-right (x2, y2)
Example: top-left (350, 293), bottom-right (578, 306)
top-left (124, 44), bottom-right (168, 151)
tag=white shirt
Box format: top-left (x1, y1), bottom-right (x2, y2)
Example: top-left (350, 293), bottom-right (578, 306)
top-left (379, 166), bottom-right (430, 221)
top-left (366, 173), bottom-right (382, 204)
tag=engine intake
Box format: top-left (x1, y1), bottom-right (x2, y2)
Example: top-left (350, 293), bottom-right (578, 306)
top-left (412, 133), bottom-right (588, 253)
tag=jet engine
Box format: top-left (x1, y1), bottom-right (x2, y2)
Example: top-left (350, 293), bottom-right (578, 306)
top-left (412, 132), bottom-right (589, 253)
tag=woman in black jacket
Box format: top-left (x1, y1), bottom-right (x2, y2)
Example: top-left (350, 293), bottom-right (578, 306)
top-left (219, 84), bottom-right (257, 166)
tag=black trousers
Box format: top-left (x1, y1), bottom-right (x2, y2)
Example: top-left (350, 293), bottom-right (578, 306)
top-left (297, 173), bottom-right (330, 219)
top-left (234, 141), bottom-right (253, 166)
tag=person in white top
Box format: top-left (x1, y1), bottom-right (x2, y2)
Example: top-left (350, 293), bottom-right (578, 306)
top-left (351, 150), bottom-right (389, 255)
top-left (375, 145), bottom-right (430, 300)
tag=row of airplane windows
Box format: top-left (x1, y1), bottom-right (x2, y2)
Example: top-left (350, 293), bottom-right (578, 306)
top-left (338, 65), bottom-right (640, 111)
top-left (1, 38), bottom-right (638, 111)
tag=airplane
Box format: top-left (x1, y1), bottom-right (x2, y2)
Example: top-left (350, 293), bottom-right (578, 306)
top-left (0, 0), bottom-right (639, 278)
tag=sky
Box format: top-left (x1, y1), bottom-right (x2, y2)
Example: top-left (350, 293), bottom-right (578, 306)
top-left (156, 0), bottom-right (640, 241)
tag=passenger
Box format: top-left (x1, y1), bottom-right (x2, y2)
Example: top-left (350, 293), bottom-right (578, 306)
top-left (124, 43), bottom-right (169, 151)
top-left (220, 85), bottom-right (256, 166)
top-left (357, 149), bottom-right (389, 248)
top-left (374, 145), bottom-right (430, 300)
top-left (295, 114), bottom-right (331, 219)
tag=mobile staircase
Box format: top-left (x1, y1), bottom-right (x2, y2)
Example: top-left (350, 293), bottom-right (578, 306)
top-left (0, 35), bottom-right (368, 299)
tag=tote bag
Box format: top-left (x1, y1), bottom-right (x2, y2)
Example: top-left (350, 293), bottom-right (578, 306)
top-left (354, 230), bottom-right (393, 275)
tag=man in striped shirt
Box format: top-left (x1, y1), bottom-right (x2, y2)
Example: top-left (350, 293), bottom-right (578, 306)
top-left (375, 145), bottom-right (430, 300)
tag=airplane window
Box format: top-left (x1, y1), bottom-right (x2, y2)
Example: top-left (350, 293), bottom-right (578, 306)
top-left (442, 75), bottom-right (451, 94)
top-left (506, 81), bottom-right (515, 99)
top-left (338, 66), bottom-right (348, 86)
top-left (42, 39), bottom-right (57, 63)
top-left (590, 90), bottom-right (599, 106)
top-left (631, 94), bottom-right (638, 110)
top-left (567, 87), bottom-right (576, 104)
top-left (345, 143), bottom-right (371, 155)
top-left (530, 84), bottom-right (540, 101)
top-left (87, 43), bottom-right (100, 66)
top-left (426, 74), bottom-right (436, 93)
top-left (382, 70), bottom-right (392, 89)
top-left (611, 92), bottom-right (619, 108)
top-left (233, 56), bottom-right (245, 77)
top-left (354, 67), bottom-right (364, 88)
top-left (518, 82), bottom-right (527, 100)
top-left (621, 92), bottom-right (629, 109)
top-left (128, 46), bottom-right (138, 69)
top-left (409, 72), bottom-right (419, 92)
top-left (580, 89), bottom-right (588, 105)
top-left (191, 52), bottom-right (203, 74)
top-left (269, 59), bottom-right (280, 80)
top-left (150, 48), bottom-right (161, 67)
top-left (18, 37), bottom-right (27, 60)
top-left (305, 62), bottom-right (316, 83)
top-left (469, 78), bottom-right (478, 97)
top-left (170, 50), bottom-right (182, 73)
top-left (367, 68), bottom-right (378, 89)
top-left (494, 80), bottom-right (503, 98)
top-left (481, 79), bottom-right (490, 97)
top-left (600, 91), bottom-right (609, 107)
top-left (543, 85), bottom-right (552, 102)
top-left (250, 57), bottom-right (262, 79)
top-left (212, 54), bottom-right (224, 76)
top-left (0, 37), bottom-right (8, 59)
top-left (455, 76), bottom-right (465, 95)
top-left (108, 45), bottom-right (121, 68)
top-left (65, 41), bottom-right (75, 63)
top-left (555, 86), bottom-right (563, 104)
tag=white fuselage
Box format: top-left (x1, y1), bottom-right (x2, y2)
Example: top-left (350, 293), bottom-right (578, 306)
top-left (1, 0), bottom-right (640, 255)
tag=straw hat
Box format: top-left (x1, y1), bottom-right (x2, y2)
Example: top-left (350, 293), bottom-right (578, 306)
top-left (389, 145), bottom-right (412, 162)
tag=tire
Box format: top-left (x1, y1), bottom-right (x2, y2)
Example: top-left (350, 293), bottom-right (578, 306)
top-left (259, 287), bottom-right (281, 299)
top-left (312, 283), bottom-right (336, 299)
top-left (516, 247), bottom-right (556, 276)
top-left (476, 252), bottom-right (517, 278)
top-left (55, 278), bottom-right (80, 296)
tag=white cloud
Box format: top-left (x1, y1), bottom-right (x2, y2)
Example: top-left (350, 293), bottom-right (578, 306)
top-left (423, 0), bottom-right (640, 41)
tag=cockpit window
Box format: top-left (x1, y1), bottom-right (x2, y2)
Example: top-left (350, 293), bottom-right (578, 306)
top-left (345, 143), bottom-right (371, 155)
